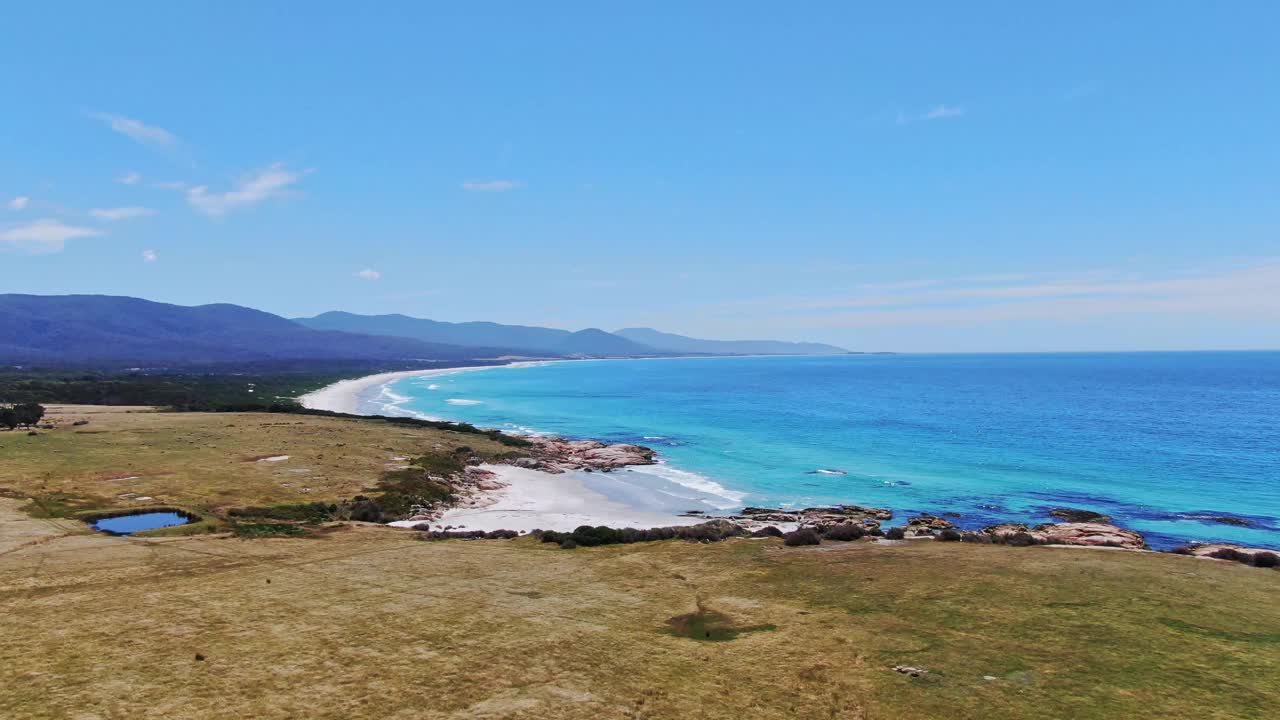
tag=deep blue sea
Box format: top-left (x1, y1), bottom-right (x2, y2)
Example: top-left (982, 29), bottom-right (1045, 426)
top-left (371, 353), bottom-right (1280, 550)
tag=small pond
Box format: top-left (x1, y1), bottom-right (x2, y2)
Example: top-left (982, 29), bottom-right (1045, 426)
top-left (91, 511), bottom-right (197, 535)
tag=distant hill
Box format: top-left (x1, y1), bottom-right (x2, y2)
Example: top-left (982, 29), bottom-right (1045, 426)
top-left (0, 295), bottom-right (523, 367)
top-left (554, 329), bottom-right (657, 357)
top-left (295, 311), bottom-right (579, 355)
top-left (295, 312), bottom-right (844, 358)
top-left (296, 312), bottom-right (661, 357)
top-left (614, 327), bottom-right (847, 355)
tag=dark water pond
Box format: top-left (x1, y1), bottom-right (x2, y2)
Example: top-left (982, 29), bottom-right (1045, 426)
top-left (92, 512), bottom-right (196, 535)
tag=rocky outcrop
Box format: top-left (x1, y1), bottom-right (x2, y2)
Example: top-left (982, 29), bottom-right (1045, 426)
top-left (1181, 544), bottom-right (1278, 565)
top-left (507, 438), bottom-right (657, 473)
top-left (906, 515), bottom-right (954, 534)
top-left (1039, 523), bottom-right (1145, 549)
top-left (724, 505), bottom-right (892, 533)
top-left (982, 522), bottom-right (1146, 550)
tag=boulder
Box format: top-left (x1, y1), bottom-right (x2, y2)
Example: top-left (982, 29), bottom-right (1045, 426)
top-left (1037, 522), bottom-right (1146, 550)
top-left (907, 514), bottom-right (954, 531)
top-left (1048, 507), bottom-right (1112, 523)
top-left (981, 522), bottom-right (1146, 550)
top-left (514, 437), bottom-right (658, 473)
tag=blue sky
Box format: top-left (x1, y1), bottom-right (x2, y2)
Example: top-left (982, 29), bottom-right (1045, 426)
top-left (2, 2), bottom-right (1277, 351)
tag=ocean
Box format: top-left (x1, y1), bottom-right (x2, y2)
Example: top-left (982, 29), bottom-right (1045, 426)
top-left (365, 352), bottom-right (1280, 550)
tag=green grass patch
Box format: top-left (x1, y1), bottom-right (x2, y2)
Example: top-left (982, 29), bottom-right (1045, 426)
top-left (231, 522), bottom-right (308, 538)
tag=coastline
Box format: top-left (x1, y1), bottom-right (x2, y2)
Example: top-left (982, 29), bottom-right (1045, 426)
top-left (298, 361), bottom-right (551, 415)
top-left (301, 363), bottom-right (712, 532)
top-left (300, 363), bottom-right (1277, 554)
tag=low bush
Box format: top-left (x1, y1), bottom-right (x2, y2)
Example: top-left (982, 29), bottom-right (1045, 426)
top-left (228, 502), bottom-right (337, 522)
top-left (1208, 547), bottom-right (1246, 562)
top-left (884, 527), bottom-right (906, 540)
top-left (1253, 552), bottom-right (1279, 568)
top-left (823, 523), bottom-right (865, 542)
top-left (1005, 532), bottom-right (1040, 547)
top-left (937, 528), bottom-right (962, 542)
top-left (536, 521), bottom-right (746, 549)
top-left (750, 526), bottom-right (784, 538)
top-left (783, 528), bottom-right (821, 547)
top-left (231, 523), bottom-right (307, 538)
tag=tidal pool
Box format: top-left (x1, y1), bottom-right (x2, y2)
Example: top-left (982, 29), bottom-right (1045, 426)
top-left (91, 511), bottom-right (197, 535)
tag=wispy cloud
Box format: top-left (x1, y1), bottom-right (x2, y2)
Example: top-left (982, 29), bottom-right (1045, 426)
top-left (187, 163), bottom-right (306, 217)
top-left (717, 262), bottom-right (1280, 330)
top-left (355, 268), bottom-right (381, 280)
top-left (142, 249), bottom-right (158, 263)
top-left (117, 171), bottom-right (142, 185)
top-left (897, 104), bottom-right (967, 125)
top-left (462, 179), bottom-right (523, 192)
top-left (89, 112), bottom-right (178, 148)
top-left (921, 104), bottom-right (965, 121)
top-left (90, 206), bottom-right (156, 222)
top-left (0, 219), bottom-right (103, 253)
top-left (6, 196), bottom-right (29, 211)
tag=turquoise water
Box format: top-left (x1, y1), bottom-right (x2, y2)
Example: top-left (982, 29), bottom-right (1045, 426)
top-left (92, 511), bottom-right (195, 535)
top-left (371, 353), bottom-right (1280, 550)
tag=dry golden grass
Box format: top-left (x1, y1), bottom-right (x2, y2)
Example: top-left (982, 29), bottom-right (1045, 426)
top-left (0, 405), bottom-right (513, 522)
top-left (1, 410), bottom-right (1278, 718)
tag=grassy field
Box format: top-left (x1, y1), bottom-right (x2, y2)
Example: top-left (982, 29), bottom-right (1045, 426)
top-left (1, 410), bottom-right (1278, 718)
top-left (0, 405), bottom-right (516, 531)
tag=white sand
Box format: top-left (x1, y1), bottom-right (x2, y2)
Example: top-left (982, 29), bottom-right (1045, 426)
top-left (304, 363), bottom-right (719, 533)
top-left (298, 364), bottom-right (547, 415)
top-left (388, 465), bottom-right (704, 533)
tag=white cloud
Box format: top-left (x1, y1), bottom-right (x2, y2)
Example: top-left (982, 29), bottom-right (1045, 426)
top-left (355, 268), bottom-right (381, 280)
top-left (0, 219), bottom-right (103, 253)
top-left (7, 196), bottom-right (29, 211)
top-left (141, 249), bottom-right (158, 263)
top-left (117, 171), bottom-right (142, 185)
top-left (89, 112), bottom-right (178, 147)
top-left (90, 206), bottom-right (157, 222)
top-left (462, 179), bottom-right (523, 192)
top-left (922, 104), bottom-right (965, 121)
top-left (187, 163), bottom-right (306, 216)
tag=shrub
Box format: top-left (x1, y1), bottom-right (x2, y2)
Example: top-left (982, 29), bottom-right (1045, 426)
top-left (823, 523), bottom-right (865, 542)
top-left (1208, 547), bottom-right (1245, 562)
top-left (1252, 552), bottom-right (1278, 568)
top-left (884, 527), bottom-right (906, 540)
top-left (1006, 532), bottom-right (1039, 547)
top-left (751, 526), bottom-right (784, 538)
top-left (231, 522), bottom-right (306, 538)
top-left (347, 496), bottom-right (384, 523)
top-left (559, 538), bottom-right (578, 549)
top-left (938, 528), bottom-right (962, 542)
top-left (228, 502), bottom-right (337, 522)
top-left (783, 528), bottom-right (821, 547)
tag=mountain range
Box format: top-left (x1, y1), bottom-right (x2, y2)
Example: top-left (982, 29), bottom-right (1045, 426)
top-left (295, 311), bottom-right (848, 357)
top-left (0, 294), bottom-right (848, 368)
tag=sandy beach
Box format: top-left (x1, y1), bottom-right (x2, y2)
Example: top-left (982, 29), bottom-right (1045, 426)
top-left (388, 465), bottom-right (703, 533)
top-left (302, 365), bottom-right (711, 533)
top-left (298, 363), bottom-right (547, 415)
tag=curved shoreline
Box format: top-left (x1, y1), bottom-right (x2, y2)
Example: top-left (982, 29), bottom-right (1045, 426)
top-left (300, 366), bottom-right (1279, 553)
top-left (298, 362), bottom-right (552, 415)
top-left (300, 363), bottom-right (718, 532)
